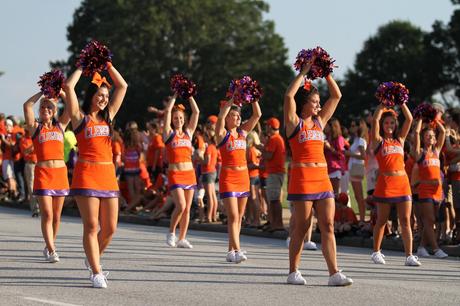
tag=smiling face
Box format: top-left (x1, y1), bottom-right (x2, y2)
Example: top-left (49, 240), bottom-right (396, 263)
top-left (91, 86), bottom-right (110, 112)
top-left (225, 109), bottom-right (241, 129)
top-left (422, 128), bottom-right (436, 147)
top-left (301, 93), bottom-right (321, 117)
top-left (39, 99), bottom-right (57, 122)
top-left (382, 115), bottom-right (396, 137)
top-left (172, 110), bottom-right (185, 130)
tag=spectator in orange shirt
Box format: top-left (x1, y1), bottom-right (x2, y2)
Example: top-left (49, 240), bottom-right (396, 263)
top-left (146, 120), bottom-right (165, 182)
top-left (334, 193), bottom-right (358, 237)
top-left (1, 119), bottom-right (18, 200)
top-left (261, 117), bottom-right (286, 232)
top-left (19, 129), bottom-right (38, 215)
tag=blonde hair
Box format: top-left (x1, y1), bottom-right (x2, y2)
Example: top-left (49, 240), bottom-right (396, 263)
top-left (247, 131), bottom-right (261, 147)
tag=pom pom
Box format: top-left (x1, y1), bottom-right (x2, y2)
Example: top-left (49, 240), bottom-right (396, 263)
top-left (170, 74), bottom-right (197, 99)
top-left (413, 103), bottom-right (437, 123)
top-left (37, 70), bottom-right (65, 99)
top-left (294, 47), bottom-right (336, 80)
top-left (76, 40), bottom-right (113, 76)
top-left (375, 81), bottom-right (409, 107)
top-left (226, 76), bottom-right (263, 107)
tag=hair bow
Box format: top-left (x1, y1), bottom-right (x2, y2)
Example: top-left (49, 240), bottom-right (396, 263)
top-left (303, 80), bottom-right (312, 91)
top-left (173, 104), bottom-right (186, 112)
top-left (91, 72), bottom-right (112, 89)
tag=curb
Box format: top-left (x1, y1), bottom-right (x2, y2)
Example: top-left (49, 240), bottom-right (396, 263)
top-left (2, 200), bottom-right (459, 257)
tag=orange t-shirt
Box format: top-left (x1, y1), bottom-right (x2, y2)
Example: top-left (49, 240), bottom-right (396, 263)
top-left (147, 134), bottom-right (165, 167)
top-left (20, 136), bottom-right (37, 163)
top-left (334, 206), bottom-right (358, 224)
top-left (201, 143), bottom-right (218, 174)
top-left (265, 133), bottom-right (286, 174)
top-left (248, 146), bottom-right (260, 178)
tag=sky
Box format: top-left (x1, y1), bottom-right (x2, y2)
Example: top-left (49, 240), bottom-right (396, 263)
top-left (0, 0), bottom-right (456, 118)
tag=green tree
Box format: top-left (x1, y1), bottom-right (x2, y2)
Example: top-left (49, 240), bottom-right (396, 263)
top-left (338, 21), bottom-right (442, 120)
top-left (53, 0), bottom-right (293, 126)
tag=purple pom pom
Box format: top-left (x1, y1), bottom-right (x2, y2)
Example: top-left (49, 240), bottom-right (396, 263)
top-left (76, 40), bottom-right (113, 76)
top-left (37, 70), bottom-right (65, 99)
top-left (294, 47), bottom-right (336, 80)
top-left (375, 81), bottom-right (409, 107)
top-left (413, 103), bottom-right (437, 123)
top-left (226, 76), bottom-right (263, 106)
top-left (170, 74), bottom-right (197, 99)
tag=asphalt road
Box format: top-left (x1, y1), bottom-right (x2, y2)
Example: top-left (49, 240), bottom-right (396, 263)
top-left (0, 206), bottom-right (459, 306)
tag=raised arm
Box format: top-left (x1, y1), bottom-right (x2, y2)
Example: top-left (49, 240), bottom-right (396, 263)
top-left (162, 94), bottom-right (176, 141)
top-left (370, 104), bottom-right (385, 151)
top-left (23, 92), bottom-right (42, 134)
top-left (434, 119), bottom-right (446, 152)
top-left (318, 75), bottom-right (342, 127)
top-left (57, 90), bottom-right (71, 130)
top-left (63, 68), bottom-right (84, 128)
top-left (215, 99), bottom-right (233, 144)
top-left (186, 96), bottom-right (200, 135)
top-left (412, 119), bottom-right (423, 159)
top-left (241, 101), bottom-right (262, 133)
top-left (398, 103), bottom-right (413, 142)
top-left (284, 62), bottom-right (312, 136)
top-left (107, 64), bottom-right (128, 119)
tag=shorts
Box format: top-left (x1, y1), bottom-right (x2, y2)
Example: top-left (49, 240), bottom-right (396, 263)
top-left (201, 172), bottom-right (217, 185)
top-left (329, 170), bottom-right (342, 179)
top-left (266, 173), bottom-right (284, 202)
top-left (250, 176), bottom-right (260, 186)
top-left (260, 177), bottom-right (267, 188)
top-left (2, 160), bottom-right (15, 180)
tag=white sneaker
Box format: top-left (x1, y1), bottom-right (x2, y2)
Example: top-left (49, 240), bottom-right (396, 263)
top-left (371, 251), bottom-right (386, 264)
top-left (328, 270), bottom-right (353, 286)
top-left (286, 237), bottom-right (290, 248)
top-left (405, 255), bottom-right (421, 266)
top-left (91, 273), bottom-right (108, 289)
top-left (287, 270), bottom-right (307, 285)
top-left (303, 241), bottom-right (318, 251)
top-left (433, 249), bottom-right (448, 259)
top-left (47, 251), bottom-right (60, 263)
top-left (166, 233), bottom-right (176, 247)
top-left (234, 250), bottom-right (247, 263)
top-left (226, 250), bottom-right (236, 262)
top-left (176, 239), bottom-right (193, 249)
top-left (43, 247), bottom-right (49, 260)
top-left (416, 246), bottom-right (430, 258)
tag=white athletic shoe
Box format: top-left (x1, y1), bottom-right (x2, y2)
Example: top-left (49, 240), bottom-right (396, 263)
top-left (286, 237), bottom-right (290, 248)
top-left (176, 239), bottom-right (193, 249)
top-left (371, 251), bottom-right (386, 264)
top-left (416, 246), bottom-right (430, 258)
top-left (433, 249), bottom-right (448, 259)
top-left (287, 270), bottom-right (307, 285)
top-left (226, 250), bottom-right (236, 262)
top-left (166, 233), bottom-right (176, 247)
top-left (405, 255), bottom-right (421, 266)
top-left (328, 270), bottom-right (353, 286)
top-left (234, 250), bottom-right (247, 263)
top-left (47, 251), bottom-right (60, 263)
top-left (303, 241), bottom-right (318, 251)
top-left (91, 273), bottom-right (108, 289)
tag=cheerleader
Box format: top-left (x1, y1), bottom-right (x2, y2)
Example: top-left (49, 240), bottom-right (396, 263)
top-left (216, 97), bottom-right (261, 263)
top-left (163, 95), bottom-right (200, 248)
top-left (284, 59), bottom-right (352, 286)
top-left (370, 104), bottom-right (420, 266)
top-left (413, 118), bottom-right (448, 258)
top-left (64, 63), bottom-right (128, 288)
top-left (23, 91), bottom-right (70, 263)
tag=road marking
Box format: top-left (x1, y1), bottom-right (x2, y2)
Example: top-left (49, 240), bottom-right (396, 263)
top-left (23, 297), bottom-right (82, 306)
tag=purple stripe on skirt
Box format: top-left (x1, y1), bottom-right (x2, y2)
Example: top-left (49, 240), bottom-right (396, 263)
top-left (287, 191), bottom-right (334, 202)
top-left (70, 188), bottom-right (120, 198)
top-left (169, 184), bottom-right (197, 191)
top-left (33, 189), bottom-right (70, 197)
top-left (417, 198), bottom-right (440, 205)
top-left (220, 191), bottom-right (250, 199)
top-left (373, 195), bottom-right (412, 204)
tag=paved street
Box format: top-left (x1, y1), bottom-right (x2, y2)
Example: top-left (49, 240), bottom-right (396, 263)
top-left (0, 206), bottom-right (459, 306)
